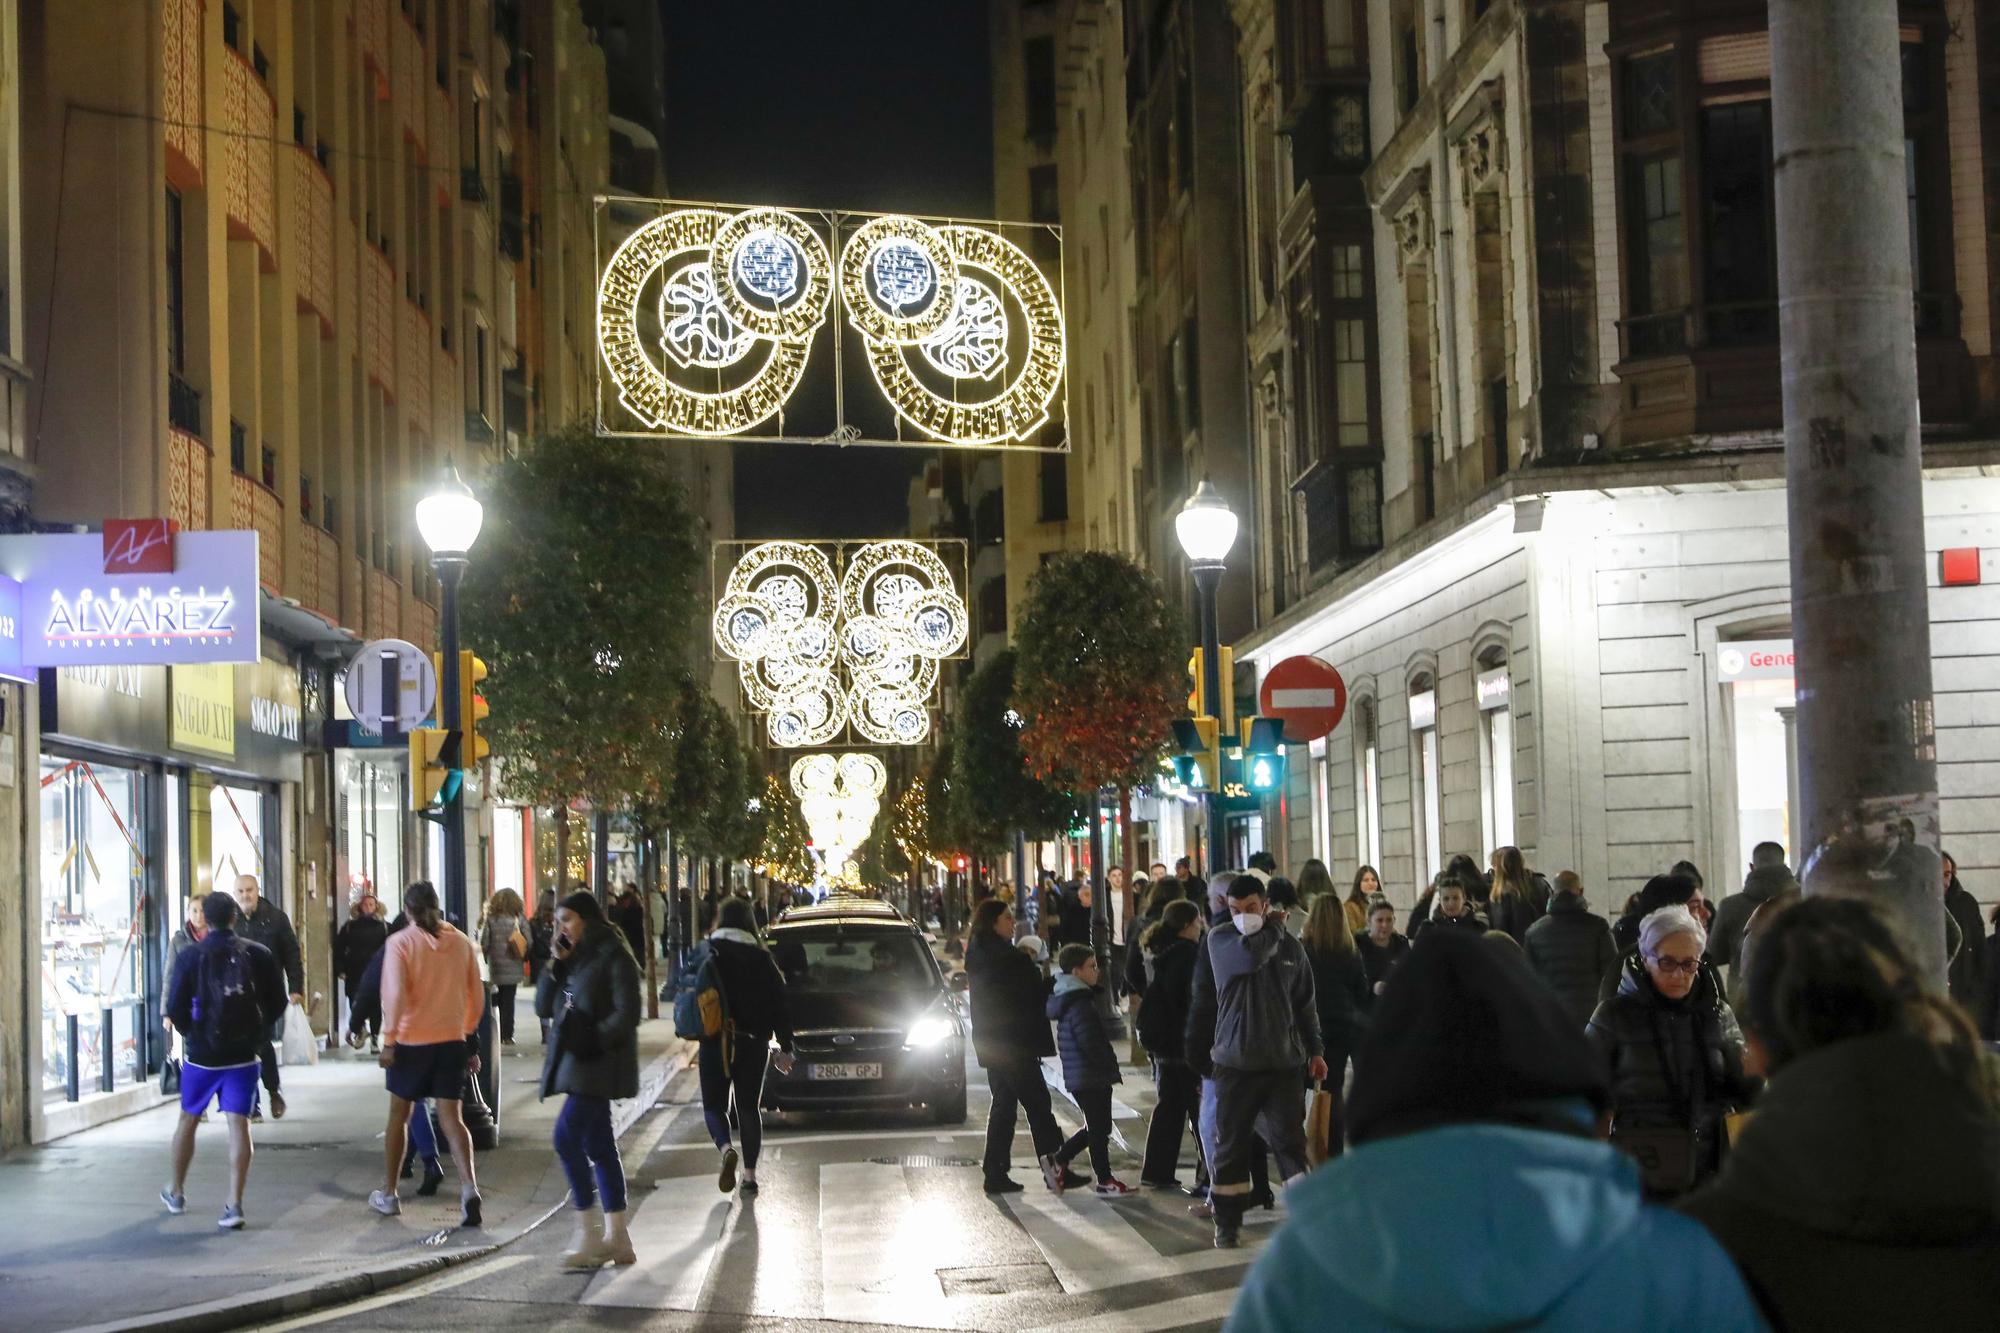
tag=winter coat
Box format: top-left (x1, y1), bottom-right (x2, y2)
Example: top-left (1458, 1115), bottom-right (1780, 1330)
top-left (235, 898), bottom-right (303, 995)
top-left (1057, 895), bottom-right (1094, 948)
top-left (1137, 936), bottom-right (1198, 1062)
top-left (528, 912), bottom-right (556, 969)
top-left (1305, 944), bottom-right (1370, 1059)
top-left (1187, 919), bottom-right (1322, 1075)
top-left (1705, 865), bottom-right (1791, 985)
top-left (535, 922), bottom-right (642, 1100)
top-left (1228, 1122), bottom-right (1767, 1332)
top-left (1682, 1032), bottom-right (2000, 1331)
top-left (1121, 908), bottom-right (1163, 997)
top-left (1341, 898), bottom-right (1367, 934)
top-left (1946, 880), bottom-right (1987, 1012)
top-left (166, 929), bottom-right (287, 1067)
top-left (1487, 886), bottom-right (1547, 942)
top-left (335, 913), bottom-right (388, 985)
top-left (1586, 956), bottom-right (1755, 1192)
top-left (1410, 909), bottom-right (1486, 942)
top-left (164, 921), bottom-right (205, 1018)
top-left (1524, 895), bottom-right (1620, 1028)
top-left (1047, 975), bottom-right (1122, 1090)
top-left (1353, 932), bottom-right (1409, 1009)
top-left (479, 912), bottom-right (528, 987)
top-left (966, 928), bottom-right (1054, 1068)
top-left (707, 929), bottom-right (794, 1049)
top-left (611, 899), bottom-right (647, 960)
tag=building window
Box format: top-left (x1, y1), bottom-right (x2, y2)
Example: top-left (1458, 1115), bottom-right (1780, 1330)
top-left (1700, 101), bottom-right (1775, 346)
top-left (1409, 675), bottom-right (1441, 885)
top-left (1476, 650), bottom-right (1514, 854)
top-left (1309, 737), bottom-right (1331, 864)
top-left (1398, 20), bottom-right (1421, 115)
top-left (978, 578), bottom-right (1007, 636)
top-left (1025, 37), bottom-right (1057, 138)
top-left (1029, 164), bottom-right (1059, 225)
top-left (1625, 153), bottom-right (1685, 355)
top-left (165, 189), bottom-right (186, 375)
top-left (1323, 0), bottom-right (1358, 68)
top-left (1038, 450), bottom-right (1068, 522)
top-left (1353, 697), bottom-right (1380, 869)
top-left (1329, 244), bottom-right (1365, 300)
top-left (1332, 318), bottom-right (1369, 447)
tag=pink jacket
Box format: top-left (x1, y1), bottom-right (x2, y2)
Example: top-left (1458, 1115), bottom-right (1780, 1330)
top-left (381, 923), bottom-right (484, 1047)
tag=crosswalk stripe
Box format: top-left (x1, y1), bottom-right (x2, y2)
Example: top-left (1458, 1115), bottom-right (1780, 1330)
top-left (1002, 1189), bottom-right (1263, 1294)
top-left (582, 1177), bottom-right (731, 1310)
top-left (1021, 1285), bottom-right (1242, 1333)
top-left (818, 1161), bottom-right (980, 1327)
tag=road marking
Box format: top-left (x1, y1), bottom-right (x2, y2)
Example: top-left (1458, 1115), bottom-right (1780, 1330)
top-left (1021, 1285), bottom-right (1241, 1333)
top-left (582, 1176), bottom-right (732, 1310)
top-left (248, 1252), bottom-right (533, 1331)
top-left (649, 1126), bottom-right (986, 1151)
top-left (820, 1161), bottom-right (982, 1327)
top-left (1003, 1190), bottom-right (1263, 1295)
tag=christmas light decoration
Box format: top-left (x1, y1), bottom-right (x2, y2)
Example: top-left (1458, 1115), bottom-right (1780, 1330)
top-left (791, 752), bottom-right (886, 874)
top-left (711, 540), bottom-right (845, 748)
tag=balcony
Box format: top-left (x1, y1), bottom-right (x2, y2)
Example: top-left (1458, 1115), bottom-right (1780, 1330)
top-left (498, 175), bottom-right (524, 258)
top-left (365, 567), bottom-right (402, 641)
top-left (343, 553), bottom-right (365, 635)
top-left (162, 0), bottom-right (204, 189)
top-left (229, 472), bottom-right (284, 592)
top-left (167, 427), bottom-right (210, 531)
top-left (298, 524), bottom-right (342, 625)
top-left (289, 146), bottom-right (336, 332)
top-left (364, 245), bottom-right (396, 393)
top-left (220, 49), bottom-right (277, 268)
top-left (394, 14), bottom-right (426, 148)
top-left (168, 372), bottom-right (202, 437)
top-left (403, 589), bottom-right (438, 653)
top-left (460, 167), bottom-right (488, 204)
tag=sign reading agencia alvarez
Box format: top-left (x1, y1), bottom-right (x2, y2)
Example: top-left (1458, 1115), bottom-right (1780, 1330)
top-left (0, 529), bottom-right (260, 669)
top-left (595, 198), bottom-right (1066, 452)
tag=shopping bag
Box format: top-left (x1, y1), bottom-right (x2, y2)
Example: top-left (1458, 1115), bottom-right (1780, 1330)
top-left (280, 1006), bottom-right (319, 1067)
top-left (160, 1057), bottom-right (182, 1096)
top-left (1305, 1079), bottom-right (1335, 1167)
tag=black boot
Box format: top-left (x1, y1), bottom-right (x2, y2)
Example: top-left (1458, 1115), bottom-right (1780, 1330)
top-left (1212, 1195), bottom-right (1243, 1249)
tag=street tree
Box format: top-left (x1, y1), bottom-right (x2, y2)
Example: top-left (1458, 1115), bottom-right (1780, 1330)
top-left (756, 770), bottom-right (815, 888)
top-left (947, 648), bottom-right (1072, 854)
top-left (458, 424), bottom-right (703, 879)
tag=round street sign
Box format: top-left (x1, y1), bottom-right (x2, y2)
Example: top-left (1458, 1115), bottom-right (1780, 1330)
top-left (1259, 655), bottom-right (1347, 744)
top-left (344, 638), bottom-right (438, 732)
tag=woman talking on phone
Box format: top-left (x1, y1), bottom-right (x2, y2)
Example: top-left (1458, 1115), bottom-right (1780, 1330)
top-left (537, 891), bottom-right (642, 1270)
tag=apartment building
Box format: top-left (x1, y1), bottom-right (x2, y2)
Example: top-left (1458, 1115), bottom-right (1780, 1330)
top-left (3, 0), bottom-right (607, 1145)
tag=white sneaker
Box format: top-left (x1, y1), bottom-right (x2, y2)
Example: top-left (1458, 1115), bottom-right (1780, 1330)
top-left (601, 1209), bottom-right (637, 1265)
top-left (369, 1189), bottom-right (401, 1216)
top-left (561, 1205), bottom-right (612, 1270)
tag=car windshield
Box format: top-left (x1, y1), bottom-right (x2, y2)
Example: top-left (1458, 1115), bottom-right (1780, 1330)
top-left (772, 929), bottom-right (935, 992)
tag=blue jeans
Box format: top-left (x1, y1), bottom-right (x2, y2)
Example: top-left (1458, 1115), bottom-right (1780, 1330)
top-left (553, 1094), bottom-right (627, 1213)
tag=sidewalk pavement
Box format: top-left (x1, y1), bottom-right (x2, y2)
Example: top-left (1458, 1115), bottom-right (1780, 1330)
top-left (0, 1012), bottom-right (690, 1333)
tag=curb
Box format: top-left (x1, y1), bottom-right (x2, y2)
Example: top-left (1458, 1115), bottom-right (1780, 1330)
top-left (57, 1036), bottom-right (694, 1333)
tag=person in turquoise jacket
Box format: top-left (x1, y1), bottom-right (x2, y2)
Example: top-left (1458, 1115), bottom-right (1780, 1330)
top-left (1226, 928), bottom-right (1766, 1332)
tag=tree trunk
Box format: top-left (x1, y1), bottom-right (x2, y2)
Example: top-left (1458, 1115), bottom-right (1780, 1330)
top-left (1771, 0), bottom-right (1943, 979)
top-left (1118, 784), bottom-right (1136, 921)
top-left (552, 801), bottom-right (571, 899)
top-left (639, 826), bottom-right (659, 1019)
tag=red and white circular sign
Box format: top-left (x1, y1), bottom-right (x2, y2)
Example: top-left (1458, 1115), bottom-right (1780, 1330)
top-left (1259, 656), bottom-right (1347, 744)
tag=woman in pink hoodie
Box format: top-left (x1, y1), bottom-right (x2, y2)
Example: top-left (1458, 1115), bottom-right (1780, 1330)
top-left (370, 881), bottom-right (486, 1225)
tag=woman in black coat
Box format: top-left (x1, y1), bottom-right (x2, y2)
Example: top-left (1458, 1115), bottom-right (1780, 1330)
top-left (696, 897), bottom-right (795, 1198)
top-left (1586, 905), bottom-right (1754, 1199)
top-left (1354, 900), bottom-right (1410, 1008)
top-left (1302, 897), bottom-right (1370, 1158)
top-left (966, 896), bottom-right (1065, 1194)
top-left (535, 891), bottom-right (643, 1269)
top-left (1136, 899), bottom-right (1203, 1186)
top-left (335, 892), bottom-right (389, 1048)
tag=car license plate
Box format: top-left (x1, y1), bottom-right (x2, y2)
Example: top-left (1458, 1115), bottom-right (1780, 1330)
top-left (809, 1062), bottom-right (882, 1080)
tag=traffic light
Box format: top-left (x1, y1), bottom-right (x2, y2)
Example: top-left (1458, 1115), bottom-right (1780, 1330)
top-left (409, 727), bottom-right (460, 810)
top-left (1186, 646), bottom-right (1236, 729)
top-left (459, 651), bottom-right (490, 765)
top-left (1171, 716), bottom-right (1221, 791)
top-left (1242, 716), bottom-right (1287, 793)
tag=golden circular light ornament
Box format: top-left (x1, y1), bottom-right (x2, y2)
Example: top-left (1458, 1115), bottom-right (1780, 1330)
top-left (858, 224), bottom-right (1065, 446)
top-left (839, 215), bottom-right (958, 344)
top-left (711, 207), bottom-right (834, 341)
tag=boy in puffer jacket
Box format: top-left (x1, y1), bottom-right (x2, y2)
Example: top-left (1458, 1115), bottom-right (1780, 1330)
top-left (1046, 944), bottom-right (1134, 1197)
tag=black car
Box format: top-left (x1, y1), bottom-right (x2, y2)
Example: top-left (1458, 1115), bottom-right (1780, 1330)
top-left (761, 901), bottom-right (968, 1123)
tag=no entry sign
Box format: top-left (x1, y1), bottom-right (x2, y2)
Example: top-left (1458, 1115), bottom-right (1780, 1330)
top-left (1259, 656), bottom-right (1347, 744)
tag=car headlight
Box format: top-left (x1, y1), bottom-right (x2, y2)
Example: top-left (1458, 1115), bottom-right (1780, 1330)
top-left (905, 1015), bottom-right (954, 1048)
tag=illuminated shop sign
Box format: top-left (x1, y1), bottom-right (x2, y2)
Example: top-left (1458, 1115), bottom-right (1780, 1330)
top-left (1716, 639), bottom-right (1796, 683)
top-left (0, 530), bottom-right (259, 668)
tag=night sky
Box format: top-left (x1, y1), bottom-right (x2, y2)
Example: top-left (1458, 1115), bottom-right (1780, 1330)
top-left (663, 1), bottom-right (994, 539)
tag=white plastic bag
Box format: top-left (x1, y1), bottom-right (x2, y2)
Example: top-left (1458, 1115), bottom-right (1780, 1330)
top-left (280, 1005), bottom-right (318, 1066)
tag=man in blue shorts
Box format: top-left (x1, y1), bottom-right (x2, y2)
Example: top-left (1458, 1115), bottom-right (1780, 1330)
top-left (161, 891), bottom-right (286, 1230)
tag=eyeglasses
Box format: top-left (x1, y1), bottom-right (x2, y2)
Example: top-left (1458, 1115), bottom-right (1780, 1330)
top-left (1647, 955), bottom-right (1701, 975)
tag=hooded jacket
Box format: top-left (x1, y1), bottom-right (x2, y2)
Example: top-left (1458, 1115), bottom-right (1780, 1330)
top-left (1524, 894), bottom-right (1619, 1028)
top-left (966, 928), bottom-right (1054, 1068)
top-left (535, 920), bottom-right (642, 1099)
top-left (707, 928), bottom-right (794, 1049)
top-left (1681, 1032), bottom-right (2000, 1331)
top-left (1228, 1122), bottom-right (1767, 1332)
top-left (1186, 916), bottom-right (1321, 1075)
top-left (1136, 935), bottom-right (1198, 1060)
top-left (1046, 974), bottom-right (1121, 1090)
top-left (1705, 864), bottom-right (1791, 982)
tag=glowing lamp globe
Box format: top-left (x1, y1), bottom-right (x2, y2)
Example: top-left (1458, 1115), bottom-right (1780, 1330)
top-left (416, 460), bottom-right (484, 558)
top-left (1175, 479), bottom-right (1238, 567)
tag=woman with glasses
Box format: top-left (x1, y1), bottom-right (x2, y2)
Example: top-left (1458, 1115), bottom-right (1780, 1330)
top-left (1587, 903), bottom-right (1755, 1199)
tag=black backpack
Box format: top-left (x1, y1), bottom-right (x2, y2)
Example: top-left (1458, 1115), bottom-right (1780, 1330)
top-left (197, 941), bottom-right (263, 1049)
top-left (1136, 980), bottom-right (1171, 1054)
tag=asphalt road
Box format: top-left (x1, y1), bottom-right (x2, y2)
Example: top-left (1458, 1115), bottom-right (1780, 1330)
top-left (250, 1057), bottom-right (1272, 1332)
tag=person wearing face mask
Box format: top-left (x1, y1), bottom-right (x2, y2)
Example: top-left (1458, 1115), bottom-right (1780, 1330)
top-left (1186, 874), bottom-right (1326, 1249)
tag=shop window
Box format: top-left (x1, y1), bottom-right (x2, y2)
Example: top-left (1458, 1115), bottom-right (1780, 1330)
top-left (1476, 649), bottom-right (1514, 854)
top-left (1409, 675), bottom-right (1441, 884)
top-left (1352, 697), bottom-right (1380, 870)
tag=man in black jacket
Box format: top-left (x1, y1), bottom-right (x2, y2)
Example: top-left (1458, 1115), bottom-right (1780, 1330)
top-left (1523, 872), bottom-right (1618, 1028)
top-left (1704, 843), bottom-right (1792, 992)
top-left (230, 874), bottom-right (301, 1119)
top-left (161, 891), bottom-right (286, 1229)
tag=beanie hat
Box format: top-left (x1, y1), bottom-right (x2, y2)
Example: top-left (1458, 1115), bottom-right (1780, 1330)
top-left (1347, 928), bottom-right (1610, 1146)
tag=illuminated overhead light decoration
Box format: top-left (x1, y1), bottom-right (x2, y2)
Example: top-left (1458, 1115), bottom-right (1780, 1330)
top-left (714, 539), bottom-right (968, 747)
top-left (598, 206), bottom-right (830, 436)
top-left (791, 752), bottom-right (887, 874)
top-left (844, 217), bottom-right (1065, 446)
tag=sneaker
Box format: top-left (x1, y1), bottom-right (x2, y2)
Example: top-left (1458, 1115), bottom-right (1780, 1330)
top-left (346, 1031), bottom-right (362, 1050)
top-left (501, 1036), bottom-right (516, 1046)
top-left (1038, 1153), bottom-right (1065, 1194)
top-left (160, 1188), bottom-right (186, 1215)
top-left (369, 1190), bottom-right (401, 1217)
top-left (218, 1204), bottom-right (246, 1231)
top-left (1094, 1178), bottom-right (1136, 1198)
top-left (270, 1090), bottom-right (287, 1120)
top-left (1191, 1199), bottom-right (1215, 1220)
top-left (460, 1189), bottom-right (483, 1228)
top-left (417, 1158), bottom-right (445, 1197)
top-left (1182, 1181), bottom-right (1209, 1199)
top-left (982, 1178), bottom-right (1025, 1195)
top-left (740, 1172), bottom-right (760, 1198)
top-left (1140, 1177), bottom-right (1183, 1190)
top-left (369, 1036), bottom-right (380, 1053)
top-left (250, 1109), bottom-right (264, 1124)
top-left (718, 1146), bottom-right (739, 1194)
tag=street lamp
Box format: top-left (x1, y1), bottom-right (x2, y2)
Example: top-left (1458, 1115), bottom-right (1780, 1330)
top-left (1177, 479), bottom-right (1237, 877)
top-left (416, 459), bottom-right (482, 930)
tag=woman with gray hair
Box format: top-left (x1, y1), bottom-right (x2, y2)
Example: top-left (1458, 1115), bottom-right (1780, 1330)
top-left (1586, 903), bottom-right (1756, 1199)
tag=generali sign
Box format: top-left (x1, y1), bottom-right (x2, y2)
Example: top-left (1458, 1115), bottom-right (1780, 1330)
top-left (0, 527), bottom-right (259, 669)
top-left (1716, 638), bottom-right (1796, 683)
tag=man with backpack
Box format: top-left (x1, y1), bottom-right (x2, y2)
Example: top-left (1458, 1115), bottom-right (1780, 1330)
top-left (161, 891), bottom-right (287, 1229)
